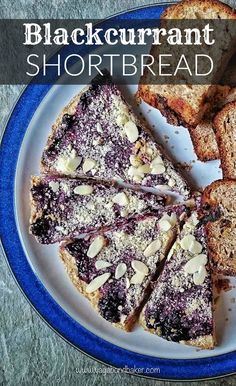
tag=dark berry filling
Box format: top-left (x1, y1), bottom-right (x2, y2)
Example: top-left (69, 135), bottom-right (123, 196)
top-left (98, 283), bottom-right (126, 323)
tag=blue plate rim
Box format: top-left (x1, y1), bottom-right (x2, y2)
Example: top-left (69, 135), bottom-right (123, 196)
top-left (0, 2), bottom-right (236, 381)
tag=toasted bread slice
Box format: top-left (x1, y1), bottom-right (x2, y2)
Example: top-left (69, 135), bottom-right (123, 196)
top-left (139, 0), bottom-right (236, 129)
top-left (140, 212), bottom-right (215, 349)
top-left (59, 209), bottom-right (187, 331)
top-left (214, 101), bottom-right (236, 178)
top-left (29, 176), bottom-right (169, 244)
top-left (202, 180), bottom-right (236, 275)
top-left (190, 86), bottom-right (236, 161)
top-left (41, 72), bottom-right (190, 197)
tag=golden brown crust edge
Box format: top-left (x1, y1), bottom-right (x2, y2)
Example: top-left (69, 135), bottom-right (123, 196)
top-left (205, 221), bottom-right (236, 276)
top-left (202, 179), bottom-right (236, 206)
top-left (189, 126), bottom-right (219, 162)
top-left (138, 84), bottom-right (205, 129)
top-left (161, 0), bottom-right (236, 19)
top-left (140, 313), bottom-right (215, 349)
top-left (202, 179), bottom-right (236, 276)
top-left (214, 101), bottom-right (236, 179)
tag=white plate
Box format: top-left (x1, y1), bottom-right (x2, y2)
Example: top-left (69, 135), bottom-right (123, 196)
top-left (14, 81), bottom-right (236, 360)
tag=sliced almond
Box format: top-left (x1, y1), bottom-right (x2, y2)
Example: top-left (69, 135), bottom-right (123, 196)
top-left (129, 154), bottom-right (141, 167)
top-left (169, 213), bottom-right (177, 226)
top-left (124, 121), bottom-right (139, 143)
top-left (49, 181), bottom-right (59, 193)
top-left (193, 265), bottom-right (207, 285)
top-left (189, 240), bottom-right (203, 255)
top-left (112, 192), bottom-right (129, 206)
top-left (144, 239), bottom-right (162, 257)
top-left (128, 166), bottom-right (142, 177)
top-left (137, 164), bottom-right (151, 174)
top-left (131, 260), bottom-right (149, 275)
top-left (159, 217), bottom-right (172, 232)
top-left (151, 155), bottom-right (163, 167)
top-left (86, 272), bottom-right (111, 293)
top-left (87, 236), bottom-right (105, 258)
top-left (133, 175), bottom-right (143, 183)
top-left (161, 213), bottom-right (177, 227)
top-left (126, 278), bottom-right (130, 289)
top-left (95, 260), bottom-right (112, 270)
top-left (151, 163), bottom-right (166, 175)
top-left (115, 263), bottom-right (127, 279)
top-left (57, 151), bottom-right (82, 174)
top-left (74, 185), bottom-right (94, 195)
top-left (180, 234), bottom-right (196, 251)
top-left (184, 254), bottom-right (208, 274)
top-left (116, 112), bottom-right (129, 126)
top-left (168, 178), bottom-right (176, 187)
top-left (120, 208), bottom-right (129, 217)
top-left (82, 158), bottom-right (97, 173)
top-left (167, 242), bottom-right (177, 261)
top-left (130, 272), bottom-right (145, 285)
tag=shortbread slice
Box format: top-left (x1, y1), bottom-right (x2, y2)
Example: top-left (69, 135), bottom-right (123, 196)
top-left (29, 176), bottom-right (167, 244)
top-left (60, 208), bottom-right (186, 331)
top-left (41, 72), bottom-right (190, 197)
top-left (140, 212), bottom-right (215, 349)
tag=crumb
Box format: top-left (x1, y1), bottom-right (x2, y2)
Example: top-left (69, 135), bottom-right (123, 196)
top-left (214, 278), bottom-right (232, 294)
top-left (175, 131), bottom-right (179, 134)
top-left (134, 90), bottom-right (141, 106)
top-left (177, 162), bottom-right (192, 171)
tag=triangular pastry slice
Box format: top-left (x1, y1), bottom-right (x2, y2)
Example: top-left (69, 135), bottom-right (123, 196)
top-left (59, 207), bottom-right (187, 331)
top-left (30, 176), bottom-right (167, 244)
top-left (41, 72), bottom-right (190, 197)
top-left (140, 212), bottom-right (215, 349)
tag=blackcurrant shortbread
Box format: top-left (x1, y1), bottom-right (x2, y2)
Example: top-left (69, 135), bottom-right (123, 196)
top-left (30, 176), bottom-right (167, 244)
top-left (60, 208), bottom-right (186, 331)
top-left (41, 72), bottom-right (190, 197)
top-left (140, 212), bottom-right (215, 349)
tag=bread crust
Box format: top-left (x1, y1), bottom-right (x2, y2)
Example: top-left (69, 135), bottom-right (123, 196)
top-left (214, 101), bottom-right (236, 179)
top-left (202, 179), bottom-right (236, 205)
top-left (139, 0), bottom-right (236, 129)
top-left (189, 85), bottom-right (232, 161)
top-left (162, 0), bottom-right (236, 19)
top-left (202, 179), bottom-right (236, 276)
top-left (138, 84), bottom-right (211, 129)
